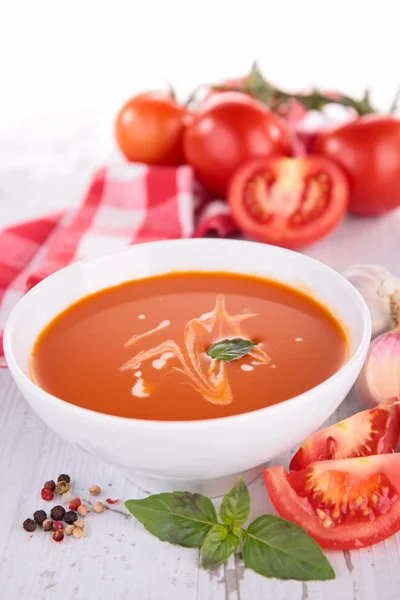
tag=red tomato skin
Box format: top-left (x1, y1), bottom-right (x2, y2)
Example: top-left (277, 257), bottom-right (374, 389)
top-left (290, 404), bottom-right (400, 471)
top-left (183, 92), bottom-right (292, 197)
top-left (115, 92), bottom-right (187, 166)
top-left (263, 455), bottom-right (400, 550)
top-left (228, 155), bottom-right (349, 249)
top-left (205, 78), bottom-right (307, 124)
top-left (316, 115), bottom-right (400, 216)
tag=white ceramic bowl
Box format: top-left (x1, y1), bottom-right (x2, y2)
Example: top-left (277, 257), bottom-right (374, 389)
top-left (4, 239), bottom-right (371, 496)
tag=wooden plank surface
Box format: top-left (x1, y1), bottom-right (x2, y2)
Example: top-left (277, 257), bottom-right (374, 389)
top-left (1, 117), bottom-right (400, 599)
top-left (2, 368), bottom-right (400, 600)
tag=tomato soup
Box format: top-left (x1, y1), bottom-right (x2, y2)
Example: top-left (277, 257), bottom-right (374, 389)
top-left (30, 272), bottom-right (347, 421)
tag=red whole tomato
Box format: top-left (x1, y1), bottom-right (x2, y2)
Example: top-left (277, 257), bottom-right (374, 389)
top-left (204, 77), bottom-right (307, 124)
top-left (183, 92), bottom-right (292, 197)
top-left (263, 454), bottom-right (400, 550)
top-left (316, 115), bottom-right (400, 216)
top-left (115, 92), bottom-right (187, 166)
top-left (228, 155), bottom-right (348, 248)
top-left (290, 403), bottom-right (400, 471)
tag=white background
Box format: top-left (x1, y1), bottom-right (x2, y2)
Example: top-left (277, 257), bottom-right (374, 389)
top-left (0, 0), bottom-right (400, 225)
top-left (1, 0), bottom-right (400, 117)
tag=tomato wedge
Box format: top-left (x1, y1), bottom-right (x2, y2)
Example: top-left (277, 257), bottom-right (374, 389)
top-left (228, 156), bottom-right (349, 249)
top-left (263, 454), bottom-right (400, 550)
top-left (290, 403), bottom-right (400, 471)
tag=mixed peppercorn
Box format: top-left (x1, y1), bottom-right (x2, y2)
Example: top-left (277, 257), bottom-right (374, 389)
top-left (22, 473), bottom-right (112, 542)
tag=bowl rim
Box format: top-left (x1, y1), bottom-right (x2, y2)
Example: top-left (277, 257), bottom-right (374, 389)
top-left (3, 238), bottom-right (372, 430)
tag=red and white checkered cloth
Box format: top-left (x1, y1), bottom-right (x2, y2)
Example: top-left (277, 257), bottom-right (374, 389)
top-left (0, 162), bottom-right (236, 366)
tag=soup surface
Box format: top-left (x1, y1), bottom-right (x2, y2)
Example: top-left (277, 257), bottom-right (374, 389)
top-left (30, 272), bottom-right (347, 421)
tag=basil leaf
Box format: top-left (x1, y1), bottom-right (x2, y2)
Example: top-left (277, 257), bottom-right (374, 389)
top-left (219, 476), bottom-right (250, 527)
top-left (242, 515), bottom-right (335, 581)
top-left (207, 338), bottom-right (256, 362)
top-left (201, 524), bottom-right (240, 569)
top-left (125, 492), bottom-right (218, 548)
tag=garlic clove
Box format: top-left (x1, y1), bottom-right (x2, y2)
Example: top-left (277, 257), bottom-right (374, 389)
top-left (344, 264), bottom-right (400, 338)
top-left (355, 328), bottom-right (400, 407)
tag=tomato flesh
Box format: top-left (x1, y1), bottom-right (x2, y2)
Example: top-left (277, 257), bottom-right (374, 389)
top-left (290, 403), bottom-right (400, 471)
top-left (263, 454), bottom-right (400, 550)
top-left (228, 156), bottom-right (348, 249)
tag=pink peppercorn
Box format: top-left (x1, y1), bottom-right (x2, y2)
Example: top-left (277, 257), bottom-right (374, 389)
top-left (69, 498), bottom-right (81, 511)
top-left (41, 488), bottom-right (54, 501)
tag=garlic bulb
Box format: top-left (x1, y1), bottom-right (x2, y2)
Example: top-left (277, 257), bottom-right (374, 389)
top-left (344, 264), bottom-right (400, 338)
top-left (355, 328), bottom-right (400, 407)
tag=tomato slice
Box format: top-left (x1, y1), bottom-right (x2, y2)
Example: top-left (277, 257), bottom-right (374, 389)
top-left (290, 403), bottom-right (400, 471)
top-left (228, 156), bottom-right (349, 249)
top-left (263, 454), bottom-right (400, 550)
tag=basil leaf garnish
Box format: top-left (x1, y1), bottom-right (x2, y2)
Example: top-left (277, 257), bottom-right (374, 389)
top-left (219, 476), bottom-right (250, 527)
top-left (206, 338), bottom-right (256, 362)
top-left (125, 491), bottom-right (218, 548)
top-left (242, 515), bottom-right (335, 581)
top-left (201, 524), bottom-right (240, 569)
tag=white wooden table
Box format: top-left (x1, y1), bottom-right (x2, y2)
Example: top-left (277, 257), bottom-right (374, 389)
top-left (1, 114), bottom-right (400, 599)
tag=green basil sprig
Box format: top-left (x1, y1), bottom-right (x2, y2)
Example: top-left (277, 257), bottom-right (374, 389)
top-left (125, 477), bottom-right (335, 581)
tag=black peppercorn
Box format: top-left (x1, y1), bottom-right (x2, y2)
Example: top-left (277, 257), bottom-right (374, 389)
top-left (44, 480), bottom-right (56, 491)
top-left (33, 510), bottom-right (47, 526)
top-left (50, 505), bottom-right (65, 521)
top-left (57, 474), bottom-right (70, 484)
top-left (23, 518), bottom-right (37, 532)
top-left (64, 510), bottom-right (78, 524)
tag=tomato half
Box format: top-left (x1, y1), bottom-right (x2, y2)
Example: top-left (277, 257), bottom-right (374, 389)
top-left (183, 92), bottom-right (292, 197)
top-left (290, 403), bottom-right (400, 471)
top-left (115, 92), bottom-right (187, 166)
top-left (228, 155), bottom-right (349, 249)
top-left (316, 115), bottom-right (400, 216)
top-left (263, 454), bottom-right (400, 550)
